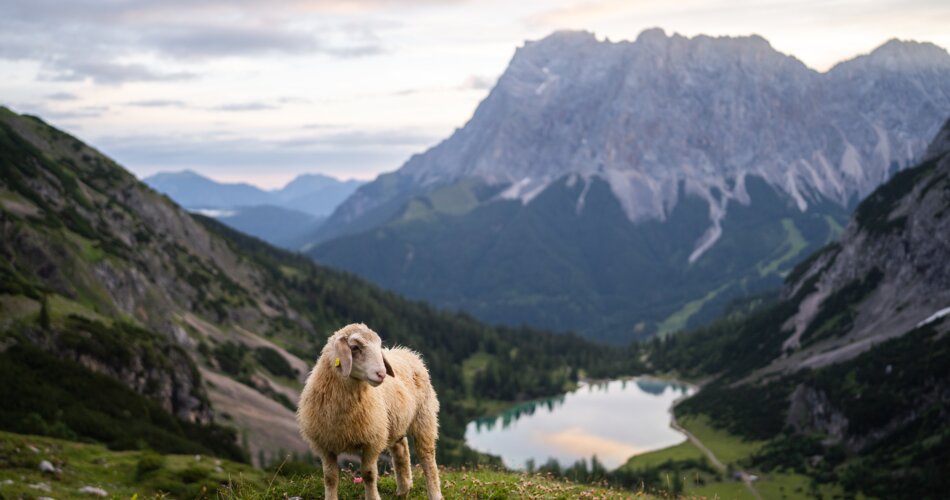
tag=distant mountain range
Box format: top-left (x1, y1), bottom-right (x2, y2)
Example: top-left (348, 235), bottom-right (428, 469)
top-left (309, 29), bottom-right (950, 342)
top-left (143, 170), bottom-right (362, 247)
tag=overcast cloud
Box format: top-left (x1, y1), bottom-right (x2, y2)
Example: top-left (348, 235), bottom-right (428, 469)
top-left (1, 0), bottom-right (948, 187)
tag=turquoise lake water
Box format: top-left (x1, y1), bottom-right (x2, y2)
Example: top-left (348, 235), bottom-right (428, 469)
top-left (464, 378), bottom-right (694, 470)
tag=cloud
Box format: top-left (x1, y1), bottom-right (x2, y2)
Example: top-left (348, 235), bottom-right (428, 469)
top-left (126, 99), bottom-right (189, 108)
top-left (460, 74), bottom-right (495, 90)
top-left (45, 92), bottom-right (78, 101)
top-left (208, 101), bottom-right (279, 112)
top-left (41, 59), bottom-right (198, 85)
top-left (11, 103), bottom-right (109, 121)
top-left (0, 0), bottom-right (391, 86)
top-left (93, 127), bottom-right (439, 180)
top-left (383, 74), bottom-right (498, 97)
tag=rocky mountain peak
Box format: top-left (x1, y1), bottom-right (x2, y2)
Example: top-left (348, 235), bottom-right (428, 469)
top-left (321, 30), bottom-right (950, 263)
top-left (833, 39), bottom-right (950, 73)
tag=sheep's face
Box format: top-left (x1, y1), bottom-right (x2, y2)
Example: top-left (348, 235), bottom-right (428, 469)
top-left (331, 324), bottom-right (395, 387)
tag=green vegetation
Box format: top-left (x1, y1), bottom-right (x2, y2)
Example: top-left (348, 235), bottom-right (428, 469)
top-left (0, 431), bottom-right (641, 500)
top-left (757, 218), bottom-right (807, 277)
top-left (621, 441), bottom-right (704, 470)
top-left (653, 290), bottom-right (950, 498)
top-left (656, 283), bottom-right (729, 336)
top-left (254, 346), bottom-right (298, 379)
top-left (198, 215), bottom-right (644, 464)
top-left (0, 341), bottom-right (245, 461)
top-left (677, 415), bottom-right (764, 465)
top-left (314, 175), bottom-right (849, 343)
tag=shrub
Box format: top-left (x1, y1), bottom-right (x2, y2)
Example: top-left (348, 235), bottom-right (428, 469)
top-left (136, 451), bottom-right (166, 480)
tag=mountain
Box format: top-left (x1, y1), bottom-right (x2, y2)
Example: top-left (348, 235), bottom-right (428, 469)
top-left (652, 118), bottom-right (950, 498)
top-left (309, 29), bottom-right (950, 342)
top-left (0, 107), bottom-right (638, 465)
top-left (214, 205), bottom-right (324, 249)
top-left (143, 170), bottom-right (362, 249)
top-left (144, 170), bottom-right (363, 217)
top-left (274, 173), bottom-right (366, 216)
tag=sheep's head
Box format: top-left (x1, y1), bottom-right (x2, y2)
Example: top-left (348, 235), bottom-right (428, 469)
top-left (328, 323), bottom-right (395, 386)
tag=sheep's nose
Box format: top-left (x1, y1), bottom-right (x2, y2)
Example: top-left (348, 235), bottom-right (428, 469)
top-left (375, 370), bottom-right (387, 381)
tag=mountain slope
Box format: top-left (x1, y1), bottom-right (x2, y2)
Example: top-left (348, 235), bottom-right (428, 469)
top-left (652, 118), bottom-right (950, 498)
top-left (215, 205), bottom-right (323, 248)
top-left (310, 30), bottom-right (950, 341)
top-left (0, 107), bottom-right (639, 465)
top-left (144, 170), bottom-right (274, 208)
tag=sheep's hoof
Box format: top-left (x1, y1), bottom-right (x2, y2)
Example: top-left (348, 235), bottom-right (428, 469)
top-left (395, 484), bottom-right (411, 497)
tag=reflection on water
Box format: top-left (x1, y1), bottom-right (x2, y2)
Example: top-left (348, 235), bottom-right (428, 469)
top-left (465, 377), bottom-right (693, 470)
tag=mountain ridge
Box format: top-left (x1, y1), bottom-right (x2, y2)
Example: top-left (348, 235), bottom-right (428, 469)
top-left (321, 30), bottom-right (950, 246)
top-left (309, 29), bottom-right (950, 341)
top-left (144, 169), bottom-right (364, 217)
top-left (651, 117), bottom-right (950, 498)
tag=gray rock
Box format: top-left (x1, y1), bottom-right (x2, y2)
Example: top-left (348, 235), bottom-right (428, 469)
top-left (78, 486), bottom-right (108, 497)
top-left (29, 482), bottom-right (51, 491)
top-left (38, 460), bottom-right (56, 473)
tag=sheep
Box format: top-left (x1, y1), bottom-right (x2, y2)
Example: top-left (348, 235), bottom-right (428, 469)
top-left (297, 323), bottom-right (442, 500)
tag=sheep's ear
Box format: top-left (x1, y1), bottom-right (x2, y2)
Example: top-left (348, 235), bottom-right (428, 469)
top-left (383, 354), bottom-right (396, 378)
top-left (335, 337), bottom-right (353, 378)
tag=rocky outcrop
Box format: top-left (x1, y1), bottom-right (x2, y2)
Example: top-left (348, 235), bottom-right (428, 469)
top-left (776, 118), bottom-right (950, 371)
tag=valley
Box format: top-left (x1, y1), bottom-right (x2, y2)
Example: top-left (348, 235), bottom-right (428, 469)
top-left (1, 20), bottom-right (948, 499)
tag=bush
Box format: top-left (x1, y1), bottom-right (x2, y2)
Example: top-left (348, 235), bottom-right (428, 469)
top-left (136, 451), bottom-right (166, 479)
top-left (254, 347), bottom-right (297, 379)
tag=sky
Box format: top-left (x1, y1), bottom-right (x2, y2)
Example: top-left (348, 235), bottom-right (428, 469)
top-left (1, 0), bottom-right (948, 189)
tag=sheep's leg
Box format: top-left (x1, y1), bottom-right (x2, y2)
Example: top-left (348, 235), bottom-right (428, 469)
top-left (320, 451), bottom-right (340, 500)
top-left (411, 415), bottom-right (442, 500)
top-left (415, 439), bottom-right (442, 500)
top-left (390, 436), bottom-right (413, 496)
top-left (360, 449), bottom-right (383, 500)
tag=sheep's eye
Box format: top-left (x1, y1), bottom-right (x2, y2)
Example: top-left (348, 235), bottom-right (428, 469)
top-left (350, 345), bottom-right (361, 354)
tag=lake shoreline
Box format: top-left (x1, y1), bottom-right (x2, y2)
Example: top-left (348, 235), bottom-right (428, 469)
top-left (465, 375), bottom-right (697, 471)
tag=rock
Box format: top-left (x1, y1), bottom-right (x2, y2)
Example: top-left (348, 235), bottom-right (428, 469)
top-left (78, 486), bottom-right (108, 497)
top-left (2, 479), bottom-right (13, 484)
top-left (37, 497), bottom-right (56, 500)
top-left (28, 445), bottom-right (40, 453)
top-left (38, 460), bottom-right (57, 473)
top-left (29, 482), bottom-right (52, 491)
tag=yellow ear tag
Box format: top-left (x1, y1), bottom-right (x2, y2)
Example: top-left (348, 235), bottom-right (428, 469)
top-left (335, 357), bottom-right (341, 367)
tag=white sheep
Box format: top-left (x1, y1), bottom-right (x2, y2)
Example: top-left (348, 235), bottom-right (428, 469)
top-left (297, 323), bottom-right (442, 500)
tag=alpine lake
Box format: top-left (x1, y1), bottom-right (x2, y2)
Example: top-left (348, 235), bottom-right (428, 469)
top-left (464, 377), bottom-right (694, 470)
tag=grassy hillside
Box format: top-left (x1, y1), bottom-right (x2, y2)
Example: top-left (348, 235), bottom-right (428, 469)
top-left (0, 431), bottom-right (643, 499)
